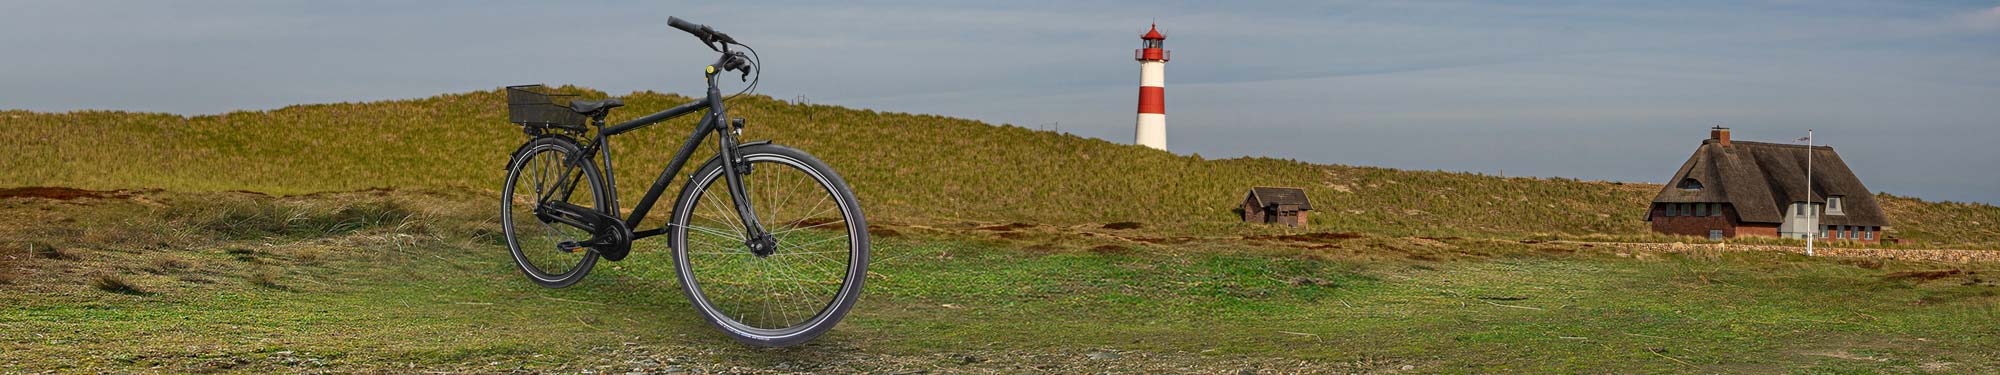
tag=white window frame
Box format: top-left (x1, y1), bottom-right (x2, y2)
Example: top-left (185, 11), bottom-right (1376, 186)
top-left (1826, 196), bottom-right (1844, 215)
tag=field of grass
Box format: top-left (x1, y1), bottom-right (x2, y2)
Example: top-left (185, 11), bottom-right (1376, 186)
top-left (4, 190), bottom-right (1998, 373)
top-left (6, 89), bottom-right (1996, 247)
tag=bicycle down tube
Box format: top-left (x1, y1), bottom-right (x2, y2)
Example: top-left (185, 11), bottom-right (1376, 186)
top-left (566, 71), bottom-right (766, 243)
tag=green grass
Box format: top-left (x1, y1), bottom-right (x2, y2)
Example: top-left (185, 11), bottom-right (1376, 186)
top-left (2, 191), bottom-right (1996, 373)
top-left (5, 89), bottom-right (1996, 247)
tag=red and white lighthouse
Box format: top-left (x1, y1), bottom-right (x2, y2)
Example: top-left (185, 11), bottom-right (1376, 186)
top-left (1134, 23), bottom-right (1170, 150)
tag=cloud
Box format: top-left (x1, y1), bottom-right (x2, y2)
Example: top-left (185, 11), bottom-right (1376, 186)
top-left (1964, 6), bottom-right (2000, 31)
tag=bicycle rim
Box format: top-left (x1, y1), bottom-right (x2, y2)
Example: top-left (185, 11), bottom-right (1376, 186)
top-left (502, 145), bottom-right (599, 282)
top-left (674, 153), bottom-right (862, 339)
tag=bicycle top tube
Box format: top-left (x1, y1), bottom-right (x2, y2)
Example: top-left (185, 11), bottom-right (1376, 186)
top-left (602, 98), bottom-right (709, 137)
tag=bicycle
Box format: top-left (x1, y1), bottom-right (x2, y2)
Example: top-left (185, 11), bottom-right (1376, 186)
top-left (498, 17), bottom-right (867, 347)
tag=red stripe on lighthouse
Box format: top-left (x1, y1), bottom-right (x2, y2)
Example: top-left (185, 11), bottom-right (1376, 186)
top-left (1137, 86), bottom-right (1165, 114)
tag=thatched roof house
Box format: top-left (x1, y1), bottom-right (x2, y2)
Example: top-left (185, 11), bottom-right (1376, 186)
top-left (1646, 127), bottom-right (1888, 242)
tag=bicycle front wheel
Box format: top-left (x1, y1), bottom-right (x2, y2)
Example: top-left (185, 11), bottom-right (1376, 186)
top-left (669, 144), bottom-right (868, 347)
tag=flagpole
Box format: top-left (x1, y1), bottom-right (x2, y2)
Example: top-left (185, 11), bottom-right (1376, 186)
top-left (1806, 129), bottom-right (1814, 257)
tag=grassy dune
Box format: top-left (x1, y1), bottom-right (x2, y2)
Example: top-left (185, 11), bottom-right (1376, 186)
top-left (4, 190), bottom-right (1998, 373)
top-left (5, 89), bottom-right (1998, 246)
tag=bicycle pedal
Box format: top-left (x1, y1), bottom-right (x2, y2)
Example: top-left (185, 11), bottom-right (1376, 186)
top-left (557, 241), bottom-right (584, 253)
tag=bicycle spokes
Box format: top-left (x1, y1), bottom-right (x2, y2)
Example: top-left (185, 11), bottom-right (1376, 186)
top-left (680, 155), bottom-right (855, 331)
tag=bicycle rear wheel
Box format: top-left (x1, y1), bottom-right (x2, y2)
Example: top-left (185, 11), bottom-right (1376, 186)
top-left (501, 137), bottom-right (606, 288)
top-left (669, 144), bottom-right (868, 347)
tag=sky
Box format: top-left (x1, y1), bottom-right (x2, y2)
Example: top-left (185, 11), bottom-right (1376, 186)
top-left (5, 1), bottom-right (1999, 204)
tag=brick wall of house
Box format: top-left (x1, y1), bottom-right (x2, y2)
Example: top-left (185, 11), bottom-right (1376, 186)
top-left (1735, 223), bottom-right (1778, 238)
top-left (1819, 225), bottom-right (1882, 244)
top-left (1651, 203), bottom-right (1735, 238)
top-left (1649, 203), bottom-right (1789, 240)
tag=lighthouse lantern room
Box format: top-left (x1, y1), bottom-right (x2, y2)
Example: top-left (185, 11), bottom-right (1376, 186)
top-left (1133, 23), bottom-right (1170, 150)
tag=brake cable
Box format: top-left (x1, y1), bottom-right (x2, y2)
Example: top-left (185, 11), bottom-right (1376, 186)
top-left (724, 43), bottom-right (761, 102)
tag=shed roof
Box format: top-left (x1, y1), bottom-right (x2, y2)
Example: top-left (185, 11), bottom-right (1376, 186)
top-left (1246, 187), bottom-right (1312, 210)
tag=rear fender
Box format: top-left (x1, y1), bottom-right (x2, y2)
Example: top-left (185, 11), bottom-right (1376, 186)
top-left (504, 135), bottom-right (580, 170)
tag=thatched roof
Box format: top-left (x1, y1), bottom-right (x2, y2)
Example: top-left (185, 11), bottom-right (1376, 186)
top-left (1647, 139), bottom-right (1886, 226)
top-left (1246, 187), bottom-right (1312, 210)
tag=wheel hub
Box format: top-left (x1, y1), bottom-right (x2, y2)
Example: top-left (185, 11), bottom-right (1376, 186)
top-left (746, 234), bottom-right (778, 257)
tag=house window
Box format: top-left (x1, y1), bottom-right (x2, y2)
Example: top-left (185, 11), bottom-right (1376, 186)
top-left (1865, 229), bottom-right (1874, 240)
top-left (1823, 225), bottom-right (1832, 239)
top-left (1709, 230), bottom-right (1723, 241)
top-left (1827, 196), bottom-right (1844, 215)
top-left (1795, 202), bottom-right (1806, 218)
top-left (1695, 204), bottom-right (1708, 217)
top-left (1678, 178), bottom-right (1704, 190)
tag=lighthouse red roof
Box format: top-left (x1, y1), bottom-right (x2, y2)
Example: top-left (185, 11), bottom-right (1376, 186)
top-left (1141, 24), bottom-right (1165, 40)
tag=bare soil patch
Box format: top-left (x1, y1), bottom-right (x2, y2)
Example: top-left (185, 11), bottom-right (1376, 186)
top-left (1246, 232), bottom-right (1365, 242)
top-left (0, 187), bottom-right (125, 200)
top-left (974, 223), bottom-right (1037, 232)
top-left (866, 225), bottom-right (902, 237)
top-left (1101, 222), bottom-right (1144, 230)
top-left (1087, 245), bottom-right (1132, 255)
top-left (1884, 269), bottom-right (1963, 282)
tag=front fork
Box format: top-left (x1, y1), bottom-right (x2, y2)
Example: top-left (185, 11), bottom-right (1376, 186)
top-left (712, 114), bottom-right (776, 257)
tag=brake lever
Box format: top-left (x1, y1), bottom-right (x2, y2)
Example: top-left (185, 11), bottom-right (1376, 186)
top-left (710, 31), bottom-right (737, 45)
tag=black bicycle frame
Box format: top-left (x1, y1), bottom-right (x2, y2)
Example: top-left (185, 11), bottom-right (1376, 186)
top-left (568, 69), bottom-right (767, 242)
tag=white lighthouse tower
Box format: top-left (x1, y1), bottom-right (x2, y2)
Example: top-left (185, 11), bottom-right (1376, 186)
top-left (1133, 23), bottom-right (1170, 150)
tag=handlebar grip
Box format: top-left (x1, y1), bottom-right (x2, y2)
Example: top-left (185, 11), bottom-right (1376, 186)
top-left (668, 16), bottom-right (709, 39)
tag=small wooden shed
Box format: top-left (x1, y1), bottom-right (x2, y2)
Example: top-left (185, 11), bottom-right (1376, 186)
top-left (1242, 187), bottom-right (1313, 227)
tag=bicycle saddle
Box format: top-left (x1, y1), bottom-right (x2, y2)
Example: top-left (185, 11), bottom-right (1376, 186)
top-left (568, 99), bottom-right (624, 114)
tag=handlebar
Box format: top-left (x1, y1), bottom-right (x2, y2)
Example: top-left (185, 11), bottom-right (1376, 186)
top-left (669, 16), bottom-right (756, 82)
top-left (668, 16), bottom-right (736, 49)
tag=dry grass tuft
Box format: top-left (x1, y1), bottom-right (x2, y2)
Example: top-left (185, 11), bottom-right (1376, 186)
top-left (91, 274), bottom-right (147, 295)
top-left (28, 242), bottom-right (77, 261)
top-left (143, 256), bottom-right (193, 274)
top-left (246, 269), bottom-right (287, 290)
top-left (226, 248), bottom-right (260, 262)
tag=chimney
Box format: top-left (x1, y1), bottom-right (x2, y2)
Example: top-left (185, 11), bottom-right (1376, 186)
top-left (1710, 126), bottom-right (1731, 146)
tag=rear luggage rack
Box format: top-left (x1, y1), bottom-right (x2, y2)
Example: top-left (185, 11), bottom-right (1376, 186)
top-left (506, 85), bottom-right (587, 130)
